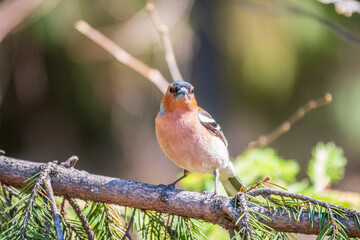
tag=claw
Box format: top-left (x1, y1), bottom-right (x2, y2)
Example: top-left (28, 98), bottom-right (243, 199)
top-left (158, 184), bottom-right (175, 202)
top-left (201, 190), bottom-right (217, 203)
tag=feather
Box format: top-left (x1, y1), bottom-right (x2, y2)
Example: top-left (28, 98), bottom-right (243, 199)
top-left (197, 107), bottom-right (228, 147)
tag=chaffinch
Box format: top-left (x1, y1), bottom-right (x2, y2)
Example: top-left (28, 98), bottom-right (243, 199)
top-left (155, 81), bottom-right (245, 196)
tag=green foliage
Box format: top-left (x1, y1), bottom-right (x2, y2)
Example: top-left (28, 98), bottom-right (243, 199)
top-left (180, 172), bottom-right (218, 194)
top-left (181, 148), bottom-right (300, 195)
top-left (134, 209), bottom-right (205, 240)
top-left (0, 183), bottom-right (205, 240)
top-left (84, 202), bottom-right (124, 239)
top-left (249, 194), bottom-right (352, 240)
top-left (307, 142), bottom-right (347, 191)
top-left (180, 141), bottom-right (358, 239)
top-left (233, 148), bottom-right (300, 185)
top-left (0, 184), bottom-right (57, 239)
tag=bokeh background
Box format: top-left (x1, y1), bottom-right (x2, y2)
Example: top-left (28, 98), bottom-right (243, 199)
top-left (0, 0), bottom-right (359, 207)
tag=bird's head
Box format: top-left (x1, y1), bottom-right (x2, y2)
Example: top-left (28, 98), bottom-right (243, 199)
top-left (160, 81), bottom-right (197, 113)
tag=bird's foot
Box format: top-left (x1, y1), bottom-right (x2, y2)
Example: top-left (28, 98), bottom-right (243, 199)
top-left (158, 183), bottom-right (175, 202)
top-left (201, 190), bottom-right (217, 203)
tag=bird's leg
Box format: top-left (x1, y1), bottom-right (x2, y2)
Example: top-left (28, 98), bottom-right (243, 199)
top-left (159, 170), bottom-right (189, 201)
top-left (213, 169), bottom-right (219, 196)
top-left (201, 169), bottom-right (219, 202)
top-left (169, 169), bottom-right (189, 188)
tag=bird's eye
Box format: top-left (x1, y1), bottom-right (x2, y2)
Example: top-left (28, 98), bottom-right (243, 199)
top-left (169, 87), bottom-right (174, 93)
top-left (191, 89), bottom-right (194, 94)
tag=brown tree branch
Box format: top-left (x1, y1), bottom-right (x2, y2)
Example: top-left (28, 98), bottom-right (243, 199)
top-left (246, 93), bottom-right (332, 150)
top-left (0, 155), bottom-right (359, 237)
top-left (75, 20), bottom-right (169, 94)
top-left (145, 0), bottom-right (184, 82)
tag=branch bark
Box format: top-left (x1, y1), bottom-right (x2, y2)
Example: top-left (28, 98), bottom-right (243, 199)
top-left (0, 155), bottom-right (359, 238)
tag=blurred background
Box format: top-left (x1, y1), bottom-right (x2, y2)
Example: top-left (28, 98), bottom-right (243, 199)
top-left (0, 0), bottom-right (359, 200)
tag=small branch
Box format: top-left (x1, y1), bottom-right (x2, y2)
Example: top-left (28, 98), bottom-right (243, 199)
top-left (1, 156), bottom-right (359, 237)
top-left (0, 0), bottom-right (45, 44)
top-left (75, 20), bottom-right (169, 94)
top-left (1, 183), bottom-right (12, 207)
top-left (237, 193), bottom-right (251, 239)
top-left (245, 177), bottom-right (270, 193)
top-left (324, 202), bottom-right (337, 235)
top-left (61, 155), bottom-right (79, 168)
top-left (247, 93), bottom-right (332, 150)
top-left (44, 176), bottom-right (64, 240)
top-left (1, 184), bottom-right (21, 199)
top-left (19, 162), bottom-right (56, 240)
top-left (1, 183), bottom-right (19, 218)
top-left (41, 192), bottom-right (51, 240)
top-left (121, 209), bottom-right (135, 240)
top-left (247, 188), bottom-right (360, 216)
top-left (145, 0), bottom-right (183, 82)
top-left (67, 197), bottom-right (97, 240)
top-left (60, 197), bottom-right (66, 219)
top-left (61, 156), bottom-right (96, 240)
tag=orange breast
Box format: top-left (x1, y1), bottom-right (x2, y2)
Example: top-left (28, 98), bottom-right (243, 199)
top-left (155, 111), bottom-right (228, 174)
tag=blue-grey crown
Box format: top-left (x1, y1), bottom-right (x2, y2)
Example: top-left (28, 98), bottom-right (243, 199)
top-left (171, 81), bottom-right (193, 91)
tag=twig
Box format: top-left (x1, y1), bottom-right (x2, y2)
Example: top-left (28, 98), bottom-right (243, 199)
top-left (44, 176), bottom-right (64, 240)
top-left (59, 196), bottom-right (82, 239)
top-left (61, 155), bottom-right (79, 168)
top-left (1, 184), bottom-right (21, 199)
top-left (1, 183), bottom-right (19, 218)
top-left (145, 0), bottom-right (183, 82)
top-left (245, 177), bottom-right (270, 193)
top-left (41, 191), bottom-right (51, 240)
top-left (235, 0), bottom-right (360, 49)
top-left (75, 20), bottom-right (169, 94)
top-left (61, 156), bottom-right (95, 239)
top-left (67, 197), bottom-right (97, 240)
top-left (247, 93), bottom-right (332, 150)
top-left (0, 0), bottom-right (45, 44)
top-left (247, 188), bottom-right (360, 217)
top-left (1, 183), bottom-right (12, 207)
top-left (60, 203), bottom-right (82, 239)
top-left (237, 193), bottom-right (252, 239)
top-left (37, 184), bottom-right (55, 240)
top-left (60, 197), bottom-right (66, 219)
top-left (324, 202), bottom-right (337, 235)
top-left (19, 162), bottom-right (56, 240)
top-left (121, 209), bottom-right (135, 240)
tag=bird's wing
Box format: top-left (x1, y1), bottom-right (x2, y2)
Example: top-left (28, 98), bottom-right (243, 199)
top-left (197, 107), bottom-right (228, 147)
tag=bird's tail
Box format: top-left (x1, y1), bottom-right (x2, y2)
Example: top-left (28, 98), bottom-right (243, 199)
top-left (221, 176), bottom-right (245, 196)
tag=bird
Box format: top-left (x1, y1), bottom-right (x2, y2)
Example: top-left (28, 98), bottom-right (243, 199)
top-left (155, 81), bottom-right (245, 196)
